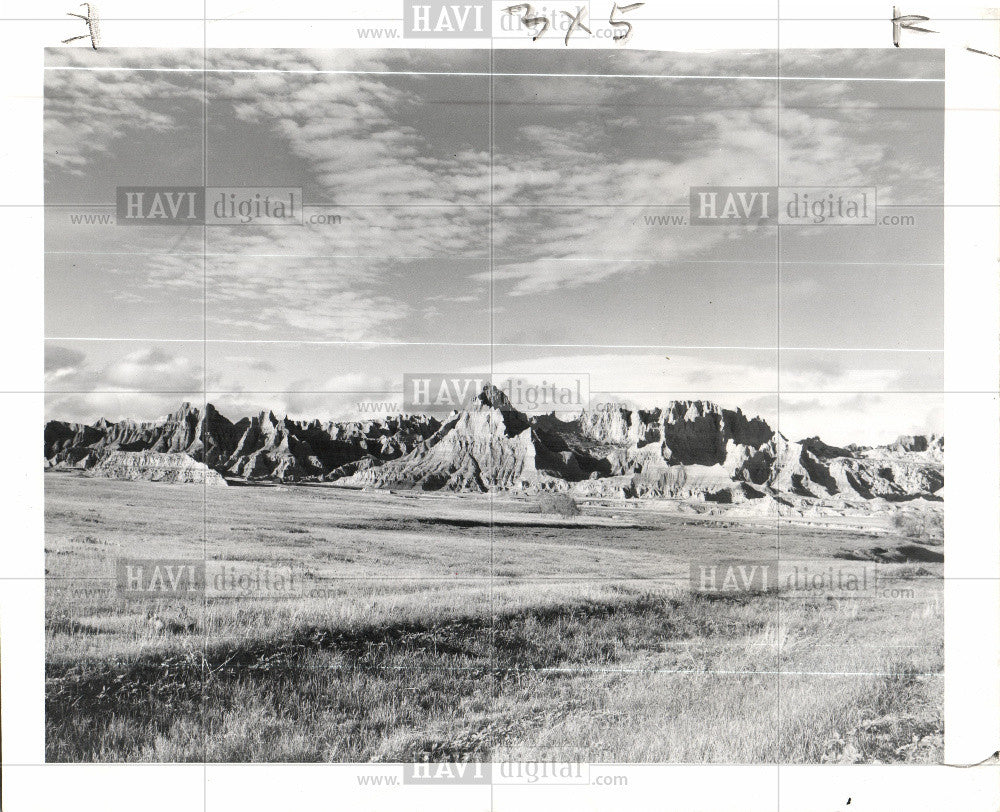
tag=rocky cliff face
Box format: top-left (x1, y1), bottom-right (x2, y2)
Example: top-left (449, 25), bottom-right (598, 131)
top-left (87, 450), bottom-right (228, 485)
top-left (345, 385), bottom-right (540, 491)
top-left (44, 402), bottom-right (239, 469)
top-left (45, 402), bottom-right (441, 485)
top-left (44, 391), bottom-right (943, 503)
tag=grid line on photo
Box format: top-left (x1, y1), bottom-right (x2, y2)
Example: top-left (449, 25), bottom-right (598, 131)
top-left (776, 12), bottom-right (783, 784)
top-left (32, 570), bottom-right (984, 583)
top-left (7, 16), bottom-right (1000, 20)
top-left (43, 66), bottom-right (947, 82)
top-left (7, 15), bottom-right (1000, 21)
top-left (34, 256), bottom-right (956, 264)
top-left (40, 341), bottom-right (945, 349)
top-left (202, 1), bottom-right (210, 794)
top-left (488, 38), bottom-right (498, 779)
top-left (27, 205), bottom-right (998, 209)
top-left (33, 387), bottom-right (960, 395)
top-left (27, 571), bottom-right (991, 583)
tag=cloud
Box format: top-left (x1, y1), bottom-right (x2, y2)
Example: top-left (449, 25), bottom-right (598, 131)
top-left (45, 345), bottom-right (203, 393)
top-left (44, 343), bottom-right (207, 423)
top-left (43, 341), bottom-right (942, 445)
top-left (779, 351), bottom-right (942, 393)
top-left (42, 49), bottom-right (943, 445)
top-left (102, 347), bottom-right (203, 390)
top-left (488, 350), bottom-right (776, 395)
top-left (779, 392), bottom-right (942, 447)
top-left (45, 344), bottom-right (85, 374)
top-left (204, 254), bottom-right (410, 341)
top-left (45, 51), bottom-right (203, 175)
top-left (46, 48), bottom-right (941, 334)
top-left (45, 392), bottom-right (201, 425)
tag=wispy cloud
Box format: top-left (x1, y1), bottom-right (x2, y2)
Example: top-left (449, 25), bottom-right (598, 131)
top-left (43, 48), bottom-right (942, 441)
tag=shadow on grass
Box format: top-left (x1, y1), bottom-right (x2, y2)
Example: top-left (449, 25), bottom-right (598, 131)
top-left (47, 590), bottom-right (775, 760)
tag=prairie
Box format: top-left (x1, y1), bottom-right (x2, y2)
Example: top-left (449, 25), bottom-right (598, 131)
top-left (45, 473), bottom-right (943, 763)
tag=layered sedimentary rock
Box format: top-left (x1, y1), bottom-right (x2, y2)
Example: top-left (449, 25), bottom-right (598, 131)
top-left (87, 450), bottom-right (228, 485)
top-left (44, 402), bottom-right (240, 468)
top-left (345, 385), bottom-right (540, 491)
top-left (44, 391), bottom-right (943, 503)
top-left (218, 410), bottom-right (441, 480)
top-left (45, 402), bottom-right (440, 485)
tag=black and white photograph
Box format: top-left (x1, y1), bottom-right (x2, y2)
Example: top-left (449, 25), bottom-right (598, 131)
top-left (0, 3), bottom-right (997, 810)
top-left (42, 44), bottom-right (948, 764)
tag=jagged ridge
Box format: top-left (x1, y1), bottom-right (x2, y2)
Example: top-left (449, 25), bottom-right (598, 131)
top-left (44, 392), bottom-right (943, 503)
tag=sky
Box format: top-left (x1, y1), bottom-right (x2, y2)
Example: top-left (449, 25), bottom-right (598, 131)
top-left (43, 47), bottom-right (945, 446)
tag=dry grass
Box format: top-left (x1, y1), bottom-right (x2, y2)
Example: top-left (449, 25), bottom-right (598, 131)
top-left (45, 474), bottom-right (943, 763)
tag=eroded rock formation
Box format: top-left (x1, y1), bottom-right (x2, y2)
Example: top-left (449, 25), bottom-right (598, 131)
top-left (44, 391), bottom-right (943, 503)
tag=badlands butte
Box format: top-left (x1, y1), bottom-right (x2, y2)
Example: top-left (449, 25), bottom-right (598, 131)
top-left (44, 385), bottom-right (943, 517)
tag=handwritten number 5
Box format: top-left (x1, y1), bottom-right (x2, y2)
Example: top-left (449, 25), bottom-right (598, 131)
top-left (610, 2), bottom-right (644, 43)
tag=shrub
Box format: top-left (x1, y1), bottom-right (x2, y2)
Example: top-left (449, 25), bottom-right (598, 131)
top-left (535, 492), bottom-right (581, 517)
top-left (892, 510), bottom-right (943, 542)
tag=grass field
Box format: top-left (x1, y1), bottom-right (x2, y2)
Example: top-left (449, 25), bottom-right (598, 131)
top-left (45, 474), bottom-right (943, 763)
